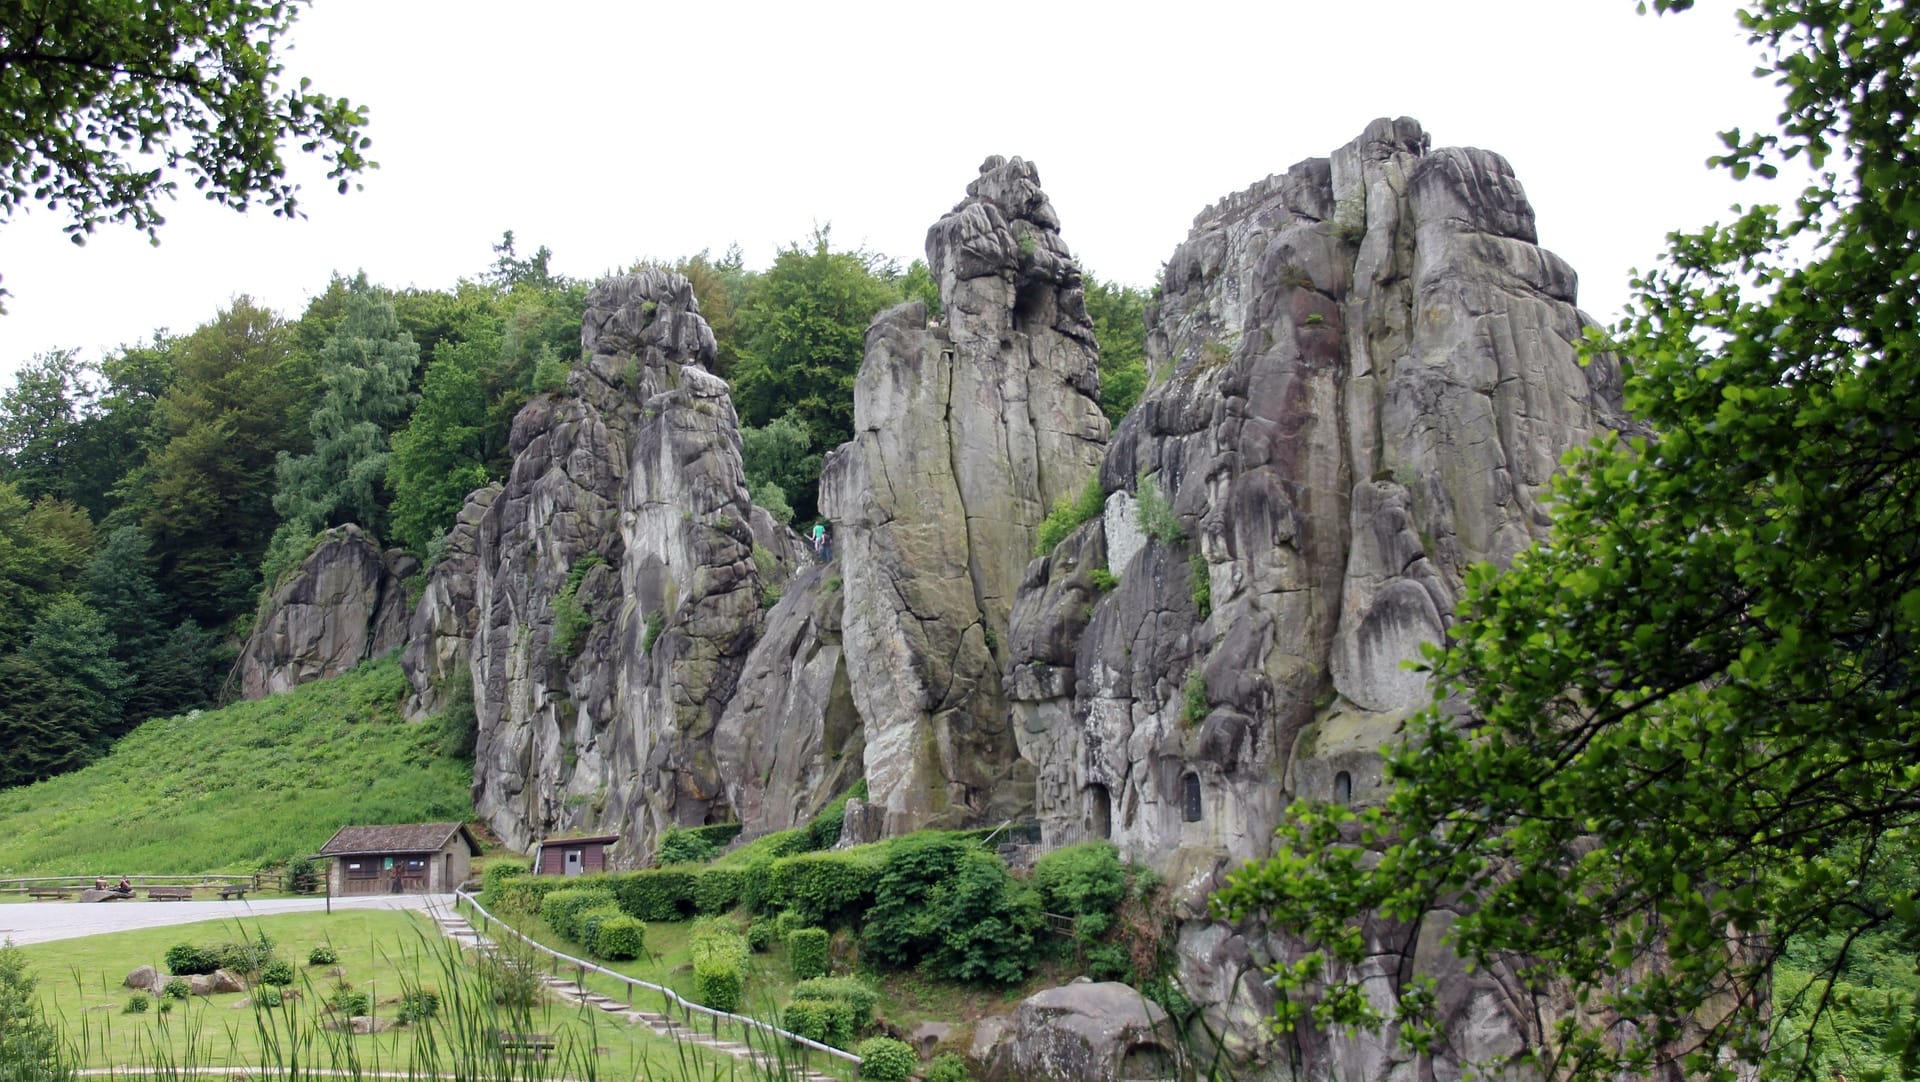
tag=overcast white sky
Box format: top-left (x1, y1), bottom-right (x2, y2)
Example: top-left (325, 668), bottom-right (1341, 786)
top-left (0, 0), bottom-right (1791, 388)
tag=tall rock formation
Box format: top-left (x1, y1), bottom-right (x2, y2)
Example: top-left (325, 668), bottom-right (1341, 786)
top-left (819, 155), bottom-right (1109, 834)
top-left (1005, 118), bottom-right (1628, 1075)
top-left (412, 269), bottom-right (799, 857)
top-left (237, 524), bottom-right (417, 698)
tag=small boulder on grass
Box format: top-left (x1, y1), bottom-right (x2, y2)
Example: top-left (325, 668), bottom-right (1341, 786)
top-left (124, 965), bottom-right (158, 991)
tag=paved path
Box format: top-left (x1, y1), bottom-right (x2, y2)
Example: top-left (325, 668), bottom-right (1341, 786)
top-left (0, 893), bottom-right (450, 946)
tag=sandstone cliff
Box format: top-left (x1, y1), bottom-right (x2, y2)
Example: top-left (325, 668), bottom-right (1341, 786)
top-left (236, 524), bottom-right (416, 699)
top-left (400, 269), bottom-right (799, 857)
top-left (1003, 117), bottom-right (1627, 1075)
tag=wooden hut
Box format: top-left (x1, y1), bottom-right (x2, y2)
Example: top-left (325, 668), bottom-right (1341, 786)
top-left (533, 834), bottom-right (619, 876)
top-left (317, 822), bottom-right (480, 895)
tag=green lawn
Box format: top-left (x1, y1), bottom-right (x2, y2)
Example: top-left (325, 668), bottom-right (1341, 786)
top-left (0, 659), bottom-right (472, 876)
top-left (16, 909), bottom-right (759, 1080)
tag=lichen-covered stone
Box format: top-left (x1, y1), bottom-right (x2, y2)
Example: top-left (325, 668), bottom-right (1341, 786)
top-left (1006, 118), bottom-right (1628, 1077)
top-left (821, 155), bottom-right (1108, 834)
top-left (238, 524), bottom-right (415, 699)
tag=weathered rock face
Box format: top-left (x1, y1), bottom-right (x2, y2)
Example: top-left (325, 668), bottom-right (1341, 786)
top-left (446, 269), bottom-right (800, 857)
top-left (402, 484), bottom-right (497, 720)
top-left (238, 524), bottom-right (417, 699)
top-left (1005, 118), bottom-right (1627, 1076)
top-left (821, 155), bottom-right (1109, 834)
top-left (971, 982), bottom-right (1180, 1082)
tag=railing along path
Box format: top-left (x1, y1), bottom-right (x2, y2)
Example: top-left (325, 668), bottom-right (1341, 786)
top-left (451, 889), bottom-right (862, 1070)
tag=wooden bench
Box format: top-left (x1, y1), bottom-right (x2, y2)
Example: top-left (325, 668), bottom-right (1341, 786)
top-left (27, 888), bottom-right (71, 900)
top-left (497, 1032), bottom-right (556, 1060)
top-left (217, 885), bottom-right (249, 900)
top-left (147, 886), bottom-right (193, 901)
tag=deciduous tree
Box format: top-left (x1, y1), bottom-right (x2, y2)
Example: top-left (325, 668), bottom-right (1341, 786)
top-left (0, 0), bottom-right (372, 301)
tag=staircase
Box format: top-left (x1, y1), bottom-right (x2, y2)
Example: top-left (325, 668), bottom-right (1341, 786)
top-left (427, 907), bottom-right (845, 1082)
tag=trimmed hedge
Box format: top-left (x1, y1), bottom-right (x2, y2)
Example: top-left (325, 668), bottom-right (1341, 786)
top-left (746, 919), bottom-right (774, 952)
top-left (577, 905), bottom-right (624, 953)
top-left (541, 887), bottom-right (617, 942)
top-left (693, 866), bottom-right (746, 914)
top-left (492, 873), bottom-right (569, 916)
top-left (617, 868), bottom-right (697, 922)
top-left (855, 1037), bottom-right (919, 1082)
top-left (768, 849), bottom-right (881, 927)
top-left (690, 917), bottom-right (748, 1013)
top-left (741, 859), bottom-right (775, 912)
top-left (782, 999), bottom-right (838, 1046)
top-left (792, 975), bottom-right (876, 1034)
top-left (592, 914), bottom-right (647, 961)
top-left (480, 860), bottom-right (529, 907)
top-left (787, 926), bottom-right (829, 980)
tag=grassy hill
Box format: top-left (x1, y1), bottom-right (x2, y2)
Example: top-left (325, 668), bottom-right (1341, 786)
top-left (0, 659), bottom-right (473, 876)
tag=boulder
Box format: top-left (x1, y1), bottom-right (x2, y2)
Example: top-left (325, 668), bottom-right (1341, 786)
top-left (237, 524), bottom-right (417, 698)
top-left (124, 965), bottom-right (158, 992)
top-left (976, 981), bottom-right (1180, 1082)
top-left (190, 970), bottom-right (245, 995)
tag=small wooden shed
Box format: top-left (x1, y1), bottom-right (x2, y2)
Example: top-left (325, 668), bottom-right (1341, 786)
top-left (533, 834), bottom-right (619, 876)
top-left (317, 822), bottom-right (480, 895)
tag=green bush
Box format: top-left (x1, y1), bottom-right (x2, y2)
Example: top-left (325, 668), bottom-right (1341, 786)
top-left (161, 978), bottom-right (190, 1000)
top-left (855, 1036), bottom-right (919, 1082)
top-left (861, 833), bottom-right (1040, 984)
top-left (1035, 474), bottom-right (1105, 556)
top-left (1135, 474), bottom-right (1184, 545)
top-left (1032, 841), bottom-right (1127, 918)
top-left (164, 943), bottom-right (218, 976)
top-left (769, 849), bottom-right (882, 927)
top-left (593, 915), bottom-right (647, 961)
top-left (541, 887), bottom-right (617, 943)
top-left (260, 959), bottom-right (296, 987)
top-left (782, 998), bottom-right (836, 1045)
top-left (399, 989), bottom-right (440, 1022)
top-left (212, 934), bottom-right (273, 975)
top-left (617, 868), bottom-right (697, 922)
top-left (746, 919), bottom-right (774, 952)
top-left (690, 917), bottom-right (748, 1013)
top-left (577, 905), bottom-right (625, 954)
top-left (694, 866), bottom-right (746, 914)
top-left (926, 1052), bottom-right (973, 1082)
top-left (255, 987), bottom-right (283, 1008)
top-left (480, 860), bottom-right (529, 907)
top-left (157, 998), bottom-right (173, 1014)
top-left (773, 909), bottom-right (807, 939)
top-left (741, 859), bottom-right (775, 912)
top-left (806, 779), bottom-right (868, 849)
top-left (307, 945), bottom-right (338, 966)
top-left (1189, 550), bottom-right (1211, 619)
top-left (792, 976), bottom-right (877, 1031)
top-left (787, 926), bottom-right (830, 980)
top-left (492, 873), bottom-right (568, 916)
top-left (124, 994), bottom-right (150, 1014)
top-left (329, 987), bottom-right (371, 1016)
top-left (549, 555), bottom-right (603, 659)
top-left (659, 827), bottom-right (720, 865)
top-left (287, 856), bottom-right (320, 893)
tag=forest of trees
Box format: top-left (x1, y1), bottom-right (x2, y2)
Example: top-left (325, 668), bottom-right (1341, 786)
top-left (0, 229), bottom-right (1150, 789)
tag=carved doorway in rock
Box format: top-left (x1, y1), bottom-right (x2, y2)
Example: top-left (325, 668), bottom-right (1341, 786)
top-left (1088, 783), bottom-right (1112, 839)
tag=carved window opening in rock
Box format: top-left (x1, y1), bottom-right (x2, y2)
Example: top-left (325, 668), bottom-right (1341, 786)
top-left (1182, 772), bottom-right (1202, 823)
top-left (1333, 770), bottom-right (1352, 807)
top-left (1088, 783), bottom-right (1112, 839)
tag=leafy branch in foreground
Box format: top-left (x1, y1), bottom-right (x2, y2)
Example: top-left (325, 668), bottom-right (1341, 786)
top-left (0, 0), bottom-right (374, 301)
top-left (1216, 2), bottom-right (1920, 1080)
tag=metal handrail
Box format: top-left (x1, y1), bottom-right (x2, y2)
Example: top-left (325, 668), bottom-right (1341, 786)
top-left (450, 889), bottom-right (862, 1069)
